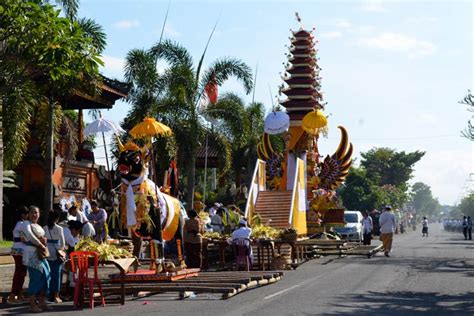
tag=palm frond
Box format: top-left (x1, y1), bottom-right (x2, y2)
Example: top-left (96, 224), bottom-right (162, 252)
top-left (150, 39), bottom-right (194, 70)
top-left (3, 170), bottom-right (17, 189)
top-left (77, 18), bottom-right (107, 53)
top-left (199, 58), bottom-right (253, 102)
top-left (2, 80), bottom-right (37, 169)
top-left (54, 0), bottom-right (79, 20)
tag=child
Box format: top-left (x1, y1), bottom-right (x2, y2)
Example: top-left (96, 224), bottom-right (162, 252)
top-left (422, 217), bottom-right (429, 237)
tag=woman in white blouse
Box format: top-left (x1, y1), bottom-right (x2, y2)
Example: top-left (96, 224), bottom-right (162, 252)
top-left (22, 206), bottom-right (51, 312)
top-left (44, 211), bottom-right (65, 303)
top-left (7, 207), bottom-right (29, 304)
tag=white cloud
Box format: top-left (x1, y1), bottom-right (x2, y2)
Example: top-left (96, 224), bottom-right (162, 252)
top-left (413, 148), bottom-right (473, 205)
top-left (361, 0), bottom-right (388, 13)
top-left (100, 55), bottom-right (125, 78)
top-left (320, 31), bottom-right (343, 39)
top-left (334, 19), bottom-right (352, 29)
top-left (164, 25), bottom-right (181, 37)
top-left (359, 32), bottom-right (436, 57)
top-left (406, 16), bottom-right (438, 24)
top-left (113, 19), bottom-right (140, 29)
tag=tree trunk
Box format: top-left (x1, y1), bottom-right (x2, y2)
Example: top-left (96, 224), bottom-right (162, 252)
top-left (0, 107), bottom-right (3, 240)
top-left (185, 154), bottom-right (196, 211)
top-left (44, 98), bottom-right (54, 218)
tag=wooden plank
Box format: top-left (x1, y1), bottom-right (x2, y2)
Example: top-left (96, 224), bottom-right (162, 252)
top-left (102, 285), bottom-right (237, 294)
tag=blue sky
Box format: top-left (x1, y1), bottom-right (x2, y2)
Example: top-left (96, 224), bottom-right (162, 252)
top-left (79, 0), bottom-right (473, 205)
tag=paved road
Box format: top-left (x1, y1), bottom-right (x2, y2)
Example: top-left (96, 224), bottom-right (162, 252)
top-left (1, 224), bottom-right (473, 315)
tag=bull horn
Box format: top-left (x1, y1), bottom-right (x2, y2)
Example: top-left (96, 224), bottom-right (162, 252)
top-left (116, 135), bottom-right (125, 152)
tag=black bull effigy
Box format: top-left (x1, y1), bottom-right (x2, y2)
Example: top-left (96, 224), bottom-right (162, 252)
top-left (116, 141), bottom-right (184, 261)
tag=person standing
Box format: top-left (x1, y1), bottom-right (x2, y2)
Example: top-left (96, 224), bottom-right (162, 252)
top-left (361, 212), bottom-right (373, 245)
top-left (462, 216), bottom-right (468, 240)
top-left (379, 205), bottom-right (396, 257)
top-left (422, 217), bottom-right (429, 237)
top-left (22, 206), bottom-right (51, 312)
top-left (211, 208), bottom-right (225, 234)
top-left (183, 210), bottom-right (204, 268)
top-left (87, 200), bottom-right (108, 242)
top-left (467, 216), bottom-right (472, 240)
top-left (7, 207), bottom-right (29, 304)
top-left (68, 205), bottom-right (95, 237)
top-left (44, 210), bottom-right (65, 303)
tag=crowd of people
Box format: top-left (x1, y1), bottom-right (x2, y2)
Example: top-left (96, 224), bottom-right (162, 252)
top-left (443, 216), bottom-right (473, 240)
top-left (7, 201), bottom-right (108, 312)
top-left (7, 200), bottom-right (252, 312)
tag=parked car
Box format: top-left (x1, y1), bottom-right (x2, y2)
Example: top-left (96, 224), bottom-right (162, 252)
top-left (334, 210), bottom-right (364, 241)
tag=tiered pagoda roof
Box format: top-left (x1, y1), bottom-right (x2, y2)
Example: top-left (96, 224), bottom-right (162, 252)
top-left (279, 28), bottom-right (324, 121)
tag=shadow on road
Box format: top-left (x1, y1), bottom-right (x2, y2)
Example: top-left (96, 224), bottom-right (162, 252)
top-left (364, 256), bottom-right (474, 278)
top-left (319, 291), bottom-right (474, 316)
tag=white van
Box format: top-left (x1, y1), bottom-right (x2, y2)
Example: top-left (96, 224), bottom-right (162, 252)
top-left (334, 210), bottom-right (364, 241)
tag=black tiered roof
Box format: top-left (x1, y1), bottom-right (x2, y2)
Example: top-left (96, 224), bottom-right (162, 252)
top-left (280, 27), bottom-right (324, 121)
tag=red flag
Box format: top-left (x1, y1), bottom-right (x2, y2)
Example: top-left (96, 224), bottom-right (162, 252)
top-left (204, 75), bottom-right (218, 105)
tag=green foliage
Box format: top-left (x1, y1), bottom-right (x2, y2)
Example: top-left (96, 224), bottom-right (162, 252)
top-left (459, 90), bottom-right (474, 141)
top-left (410, 182), bottom-right (442, 217)
top-left (339, 167), bottom-right (379, 212)
top-left (3, 170), bottom-right (18, 189)
top-left (207, 93), bottom-right (264, 184)
top-left (0, 0), bottom-right (103, 168)
top-left (457, 192), bottom-right (474, 217)
top-left (340, 148), bottom-right (425, 212)
top-left (123, 37), bottom-right (253, 207)
top-left (361, 148), bottom-right (425, 189)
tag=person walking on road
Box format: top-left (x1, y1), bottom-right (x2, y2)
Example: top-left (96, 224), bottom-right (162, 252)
top-left (361, 212), bottom-right (373, 245)
top-left (467, 216), bottom-right (472, 240)
top-left (462, 216), bottom-right (468, 240)
top-left (422, 217), bottom-right (429, 237)
top-left (379, 205), bottom-right (396, 257)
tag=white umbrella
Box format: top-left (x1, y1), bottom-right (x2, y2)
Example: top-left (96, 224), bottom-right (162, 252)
top-left (84, 117), bottom-right (124, 137)
top-left (83, 116), bottom-right (123, 193)
top-left (264, 111), bottom-right (290, 135)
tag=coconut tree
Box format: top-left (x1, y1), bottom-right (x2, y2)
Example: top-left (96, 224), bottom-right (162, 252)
top-left (207, 93), bottom-right (265, 187)
top-left (123, 39), bottom-right (253, 208)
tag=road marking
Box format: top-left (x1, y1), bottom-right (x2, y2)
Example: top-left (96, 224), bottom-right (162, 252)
top-left (264, 284), bottom-right (301, 300)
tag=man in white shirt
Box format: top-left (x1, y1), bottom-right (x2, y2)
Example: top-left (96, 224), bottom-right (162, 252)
top-left (232, 219), bottom-right (252, 241)
top-left (379, 205), bottom-right (396, 257)
top-left (231, 219), bottom-right (253, 267)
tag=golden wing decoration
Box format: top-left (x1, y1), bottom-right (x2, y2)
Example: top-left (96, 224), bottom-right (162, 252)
top-left (317, 126), bottom-right (353, 190)
top-left (257, 133), bottom-right (276, 160)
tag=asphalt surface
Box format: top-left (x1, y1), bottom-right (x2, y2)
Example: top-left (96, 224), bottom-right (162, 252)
top-left (1, 223), bottom-right (473, 316)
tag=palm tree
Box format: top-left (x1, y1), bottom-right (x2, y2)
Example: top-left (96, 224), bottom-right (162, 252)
top-left (123, 39), bottom-right (253, 208)
top-left (206, 93), bottom-right (265, 187)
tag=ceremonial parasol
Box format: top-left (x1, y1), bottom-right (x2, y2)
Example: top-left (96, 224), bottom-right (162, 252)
top-left (302, 109), bottom-right (328, 135)
top-left (84, 116), bottom-right (124, 190)
top-left (84, 117), bottom-right (124, 136)
top-left (129, 117), bottom-right (172, 138)
top-left (264, 111), bottom-right (290, 135)
top-left (129, 117), bottom-right (173, 260)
